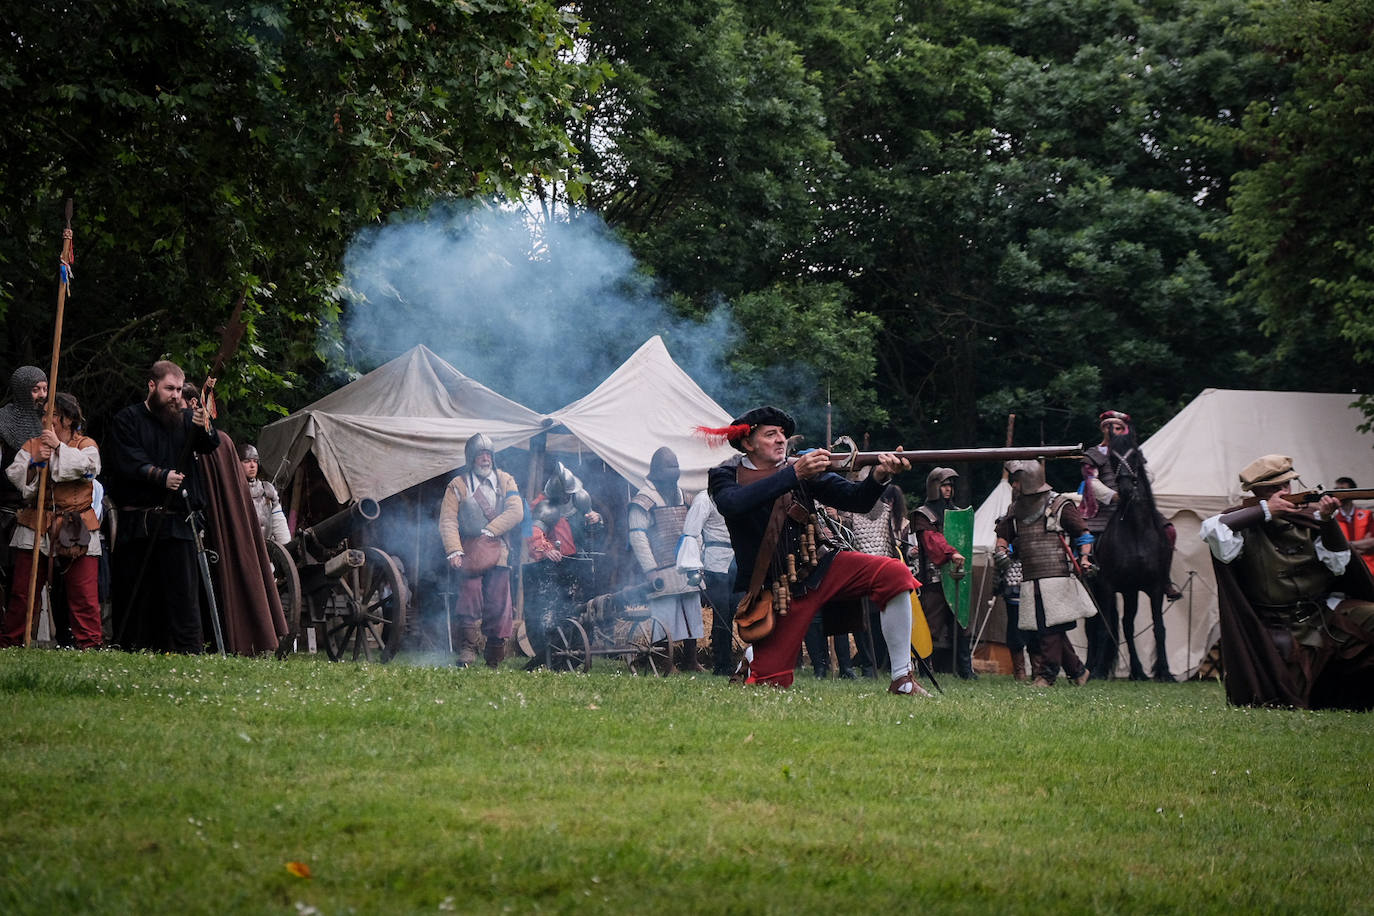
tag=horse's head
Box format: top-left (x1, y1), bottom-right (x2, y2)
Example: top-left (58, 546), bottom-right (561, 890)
top-left (1107, 431), bottom-right (1144, 500)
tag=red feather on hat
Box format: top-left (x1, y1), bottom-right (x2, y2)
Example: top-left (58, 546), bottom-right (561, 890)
top-left (695, 423), bottom-right (751, 447)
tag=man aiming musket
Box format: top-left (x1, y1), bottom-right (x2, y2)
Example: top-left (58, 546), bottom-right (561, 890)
top-left (703, 406), bottom-right (929, 695)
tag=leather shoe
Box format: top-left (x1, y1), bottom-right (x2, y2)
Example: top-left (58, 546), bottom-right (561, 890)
top-left (888, 673), bottom-right (932, 697)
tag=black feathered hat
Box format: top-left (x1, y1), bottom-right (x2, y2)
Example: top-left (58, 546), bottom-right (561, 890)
top-left (696, 405), bottom-right (796, 452)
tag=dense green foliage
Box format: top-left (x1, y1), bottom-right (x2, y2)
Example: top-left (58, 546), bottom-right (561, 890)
top-left (1, 0), bottom-right (1370, 451)
top-left (1, 0), bottom-right (599, 434)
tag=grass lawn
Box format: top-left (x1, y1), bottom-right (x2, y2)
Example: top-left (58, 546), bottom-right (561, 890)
top-left (2, 647), bottom-right (1371, 915)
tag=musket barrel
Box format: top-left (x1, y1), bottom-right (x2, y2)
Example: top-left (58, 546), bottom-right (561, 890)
top-left (826, 444), bottom-right (1082, 470)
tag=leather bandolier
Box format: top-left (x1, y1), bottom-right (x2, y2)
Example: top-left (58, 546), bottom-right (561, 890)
top-left (1009, 493), bottom-right (1076, 581)
top-left (735, 462), bottom-right (838, 615)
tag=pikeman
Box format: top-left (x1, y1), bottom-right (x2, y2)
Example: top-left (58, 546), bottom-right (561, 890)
top-left (629, 446), bottom-right (704, 672)
top-left (703, 406), bottom-right (928, 695)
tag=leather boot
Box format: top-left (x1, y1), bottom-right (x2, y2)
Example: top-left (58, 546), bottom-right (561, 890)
top-left (955, 628), bottom-right (978, 680)
top-left (484, 635), bottom-right (507, 669)
top-left (1010, 648), bottom-right (1028, 681)
top-left (679, 638), bottom-right (706, 673)
top-left (455, 625), bottom-right (481, 668)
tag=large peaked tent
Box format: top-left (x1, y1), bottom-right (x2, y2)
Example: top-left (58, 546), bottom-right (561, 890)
top-left (255, 345), bottom-right (547, 505)
top-left (971, 388), bottom-right (1374, 678)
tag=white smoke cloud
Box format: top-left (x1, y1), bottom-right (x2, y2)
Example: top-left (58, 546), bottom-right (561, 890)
top-left (338, 201), bottom-right (744, 415)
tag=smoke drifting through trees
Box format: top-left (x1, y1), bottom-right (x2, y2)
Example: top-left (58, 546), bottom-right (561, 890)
top-left (339, 203), bottom-right (743, 416)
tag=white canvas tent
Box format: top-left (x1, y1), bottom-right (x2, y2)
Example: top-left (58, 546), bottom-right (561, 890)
top-left (256, 337), bottom-right (737, 507)
top-left (546, 336), bottom-right (736, 493)
top-left (971, 388), bottom-right (1374, 678)
top-left (255, 345), bottom-right (547, 505)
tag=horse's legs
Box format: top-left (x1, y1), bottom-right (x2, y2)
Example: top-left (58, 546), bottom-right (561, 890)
top-left (1120, 591), bottom-right (1148, 681)
top-left (1086, 574), bottom-right (1119, 679)
top-left (1149, 591), bottom-right (1174, 682)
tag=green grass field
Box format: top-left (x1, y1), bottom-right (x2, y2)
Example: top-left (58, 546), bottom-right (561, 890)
top-left (2, 648), bottom-right (1371, 915)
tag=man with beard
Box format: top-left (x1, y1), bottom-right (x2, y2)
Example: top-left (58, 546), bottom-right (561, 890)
top-left (106, 360), bottom-right (220, 652)
top-left (0, 366), bottom-right (49, 570)
top-left (629, 447), bottom-right (704, 672)
top-left (438, 434), bottom-right (524, 668)
top-left (704, 406), bottom-right (927, 695)
top-left (909, 467), bottom-right (972, 678)
top-left (994, 460), bottom-right (1097, 687)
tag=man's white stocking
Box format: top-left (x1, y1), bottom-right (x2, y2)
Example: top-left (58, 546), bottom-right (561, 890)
top-left (880, 592), bottom-right (914, 682)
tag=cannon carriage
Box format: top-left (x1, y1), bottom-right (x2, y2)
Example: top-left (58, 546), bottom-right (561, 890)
top-left (543, 581), bottom-right (675, 675)
top-left (272, 497), bottom-right (410, 662)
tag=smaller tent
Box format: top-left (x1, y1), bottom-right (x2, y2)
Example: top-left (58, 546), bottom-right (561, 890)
top-left (255, 346), bottom-right (547, 505)
top-left (546, 336), bottom-right (736, 493)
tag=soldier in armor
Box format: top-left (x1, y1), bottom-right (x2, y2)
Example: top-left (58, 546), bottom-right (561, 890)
top-left (629, 447), bottom-right (704, 672)
top-left (704, 405), bottom-right (928, 696)
top-left (1201, 455), bottom-right (1374, 709)
top-left (524, 461), bottom-right (602, 660)
top-left (438, 434), bottom-right (525, 667)
top-left (0, 366), bottom-right (48, 571)
top-left (909, 467), bottom-right (972, 678)
top-left (994, 460), bottom-right (1096, 687)
top-left (238, 443), bottom-right (290, 544)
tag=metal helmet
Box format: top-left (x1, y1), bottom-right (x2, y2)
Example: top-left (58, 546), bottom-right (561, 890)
top-left (925, 467), bottom-right (958, 502)
top-left (238, 443), bottom-right (260, 462)
top-left (464, 433), bottom-right (495, 469)
top-left (544, 461), bottom-right (585, 504)
top-left (648, 446), bottom-right (680, 492)
top-left (1005, 459), bottom-right (1051, 495)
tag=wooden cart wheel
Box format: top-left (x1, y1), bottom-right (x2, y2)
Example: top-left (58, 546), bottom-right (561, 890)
top-left (321, 548), bottom-right (409, 662)
top-left (546, 618), bottom-right (591, 673)
top-left (269, 540), bottom-right (304, 659)
top-left (626, 616), bottom-right (674, 676)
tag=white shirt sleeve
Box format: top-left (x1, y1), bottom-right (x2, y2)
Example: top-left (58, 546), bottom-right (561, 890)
top-left (676, 494), bottom-right (709, 572)
top-left (1199, 514), bottom-right (1244, 564)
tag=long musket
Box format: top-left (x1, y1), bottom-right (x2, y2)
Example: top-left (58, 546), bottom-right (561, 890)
top-left (820, 440), bottom-right (1082, 472)
top-left (23, 200), bottom-right (75, 647)
top-left (1239, 487), bottom-right (1374, 518)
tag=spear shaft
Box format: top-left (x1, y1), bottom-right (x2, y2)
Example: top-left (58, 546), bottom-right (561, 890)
top-left (23, 200), bottom-right (74, 646)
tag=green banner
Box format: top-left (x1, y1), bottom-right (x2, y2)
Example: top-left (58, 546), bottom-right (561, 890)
top-left (941, 506), bottom-right (974, 628)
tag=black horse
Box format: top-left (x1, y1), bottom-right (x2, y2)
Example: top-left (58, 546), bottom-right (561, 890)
top-left (1092, 431), bottom-right (1175, 681)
